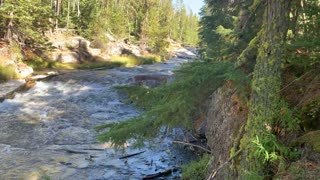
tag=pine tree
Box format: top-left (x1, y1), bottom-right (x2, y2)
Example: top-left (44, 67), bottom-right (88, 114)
top-left (0, 0), bottom-right (52, 45)
top-left (243, 0), bottom-right (291, 173)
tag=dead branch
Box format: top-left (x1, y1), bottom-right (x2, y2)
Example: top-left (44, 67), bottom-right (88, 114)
top-left (119, 150), bottom-right (146, 159)
top-left (172, 140), bottom-right (212, 153)
top-left (65, 149), bottom-right (88, 154)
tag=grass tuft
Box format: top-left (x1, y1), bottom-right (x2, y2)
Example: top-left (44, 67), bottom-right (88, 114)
top-left (24, 55), bottom-right (123, 71)
top-left (111, 55), bottom-right (162, 67)
top-left (0, 63), bottom-right (18, 82)
top-left (182, 154), bottom-right (210, 180)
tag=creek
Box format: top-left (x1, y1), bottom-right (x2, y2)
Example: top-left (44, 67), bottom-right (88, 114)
top-left (0, 48), bottom-right (197, 179)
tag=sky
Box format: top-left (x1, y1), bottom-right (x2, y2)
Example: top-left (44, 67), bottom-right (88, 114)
top-left (183, 0), bottom-right (205, 15)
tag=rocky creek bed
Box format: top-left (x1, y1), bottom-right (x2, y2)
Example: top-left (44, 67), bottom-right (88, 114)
top-left (0, 48), bottom-right (197, 179)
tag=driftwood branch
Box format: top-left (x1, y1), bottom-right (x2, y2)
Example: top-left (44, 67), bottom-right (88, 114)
top-left (81, 148), bottom-right (105, 151)
top-left (172, 140), bottom-right (212, 153)
top-left (119, 150), bottom-right (146, 159)
top-left (65, 149), bottom-right (88, 154)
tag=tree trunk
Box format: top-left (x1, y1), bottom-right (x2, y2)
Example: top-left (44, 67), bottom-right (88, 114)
top-left (77, 0), bottom-right (80, 17)
top-left (292, 7), bottom-right (299, 36)
top-left (245, 0), bottom-right (291, 170)
top-left (67, 0), bottom-right (70, 28)
top-left (4, 12), bottom-right (13, 41)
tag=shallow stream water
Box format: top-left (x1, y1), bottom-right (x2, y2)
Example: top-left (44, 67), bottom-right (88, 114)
top-left (0, 49), bottom-right (196, 180)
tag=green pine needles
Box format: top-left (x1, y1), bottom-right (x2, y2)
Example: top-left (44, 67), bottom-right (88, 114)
top-left (96, 60), bottom-right (248, 148)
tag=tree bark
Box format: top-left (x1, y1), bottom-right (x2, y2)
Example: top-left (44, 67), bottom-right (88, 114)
top-left (245, 0), bottom-right (291, 170)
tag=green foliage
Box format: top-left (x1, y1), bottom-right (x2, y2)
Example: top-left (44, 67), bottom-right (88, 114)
top-left (300, 97), bottom-right (320, 130)
top-left (182, 154), bottom-right (210, 180)
top-left (0, 0), bottom-right (52, 46)
top-left (24, 56), bottom-right (122, 71)
top-left (304, 98), bottom-right (320, 119)
top-left (252, 135), bottom-right (280, 164)
top-left (111, 55), bottom-right (162, 67)
top-left (40, 174), bottom-right (51, 180)
top-left (97, 60), bottom-right (248, 147)
top-left (241, 171), bottom-right (263, 180)
top-left (0, 64), bottom-right (18, 82)
top-left (296, 130), bottom-right (320, 153)
top-left (198, 0), bottom-right (319, 179)
top-left (0, 0), bottom-right (199, 55)
top-left (276, 159), bottom-right (320, 180)
top-left (76, 0), bottom-right (199, 53)
top-left (285, 0), bottom-right (320, 73)
top-left (74, 61), bottom-right (123, 70)
top-left (242, 130), bottom-right (299, 177)
top-left (198, 1), bottom-right (235, 60)
top-left (274, 99), bottom-right (301, 131)
top-left (24, 56), bottom-right (55, 70)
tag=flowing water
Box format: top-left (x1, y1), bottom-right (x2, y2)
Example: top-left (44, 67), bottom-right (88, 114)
top-left (0, 49), bottom-right (197, 180)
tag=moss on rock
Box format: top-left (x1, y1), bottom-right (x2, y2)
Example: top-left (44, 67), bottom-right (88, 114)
top-left (296, 130), bottom-right (320, 153)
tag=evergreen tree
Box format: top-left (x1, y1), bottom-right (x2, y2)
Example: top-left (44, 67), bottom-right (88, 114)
top-left (243, 0), bottom-right (291, 173)
top-left (0, 0), bottom-right (52, 45)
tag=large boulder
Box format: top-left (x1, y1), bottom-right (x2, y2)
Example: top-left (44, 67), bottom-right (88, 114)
top-left (52, 51), bottom-right (79, 64)
top-left (205, 83), bottom-right (248, 179)
top-left (174, 48), bottom-right (197, 59)
top-left (88, 48), bottom-right (102, 56)
top-left (15, 63), bottom-right (33, 78)
top-left (50, 36), bottom-right (90, 50)
top-left (131, 74), bottom-right (169, 87)
top-left (104, 42), bottom-right (124, 56)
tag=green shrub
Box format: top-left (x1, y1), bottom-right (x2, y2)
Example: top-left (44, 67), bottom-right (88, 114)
top-left (300, 97), bottom-right (320, 130)
top-left (182, 154), bottom-right (210, 180)
top-left (111, 54), bottom-right (162, 67)
top-left (0, 64), bottom-right (18, 82)
top-left (24, 55), bottom-right (123, 71)
top-left (75, 61), bottom-right (123, 70)
top-left (24, 56), bottom-right (54, 70)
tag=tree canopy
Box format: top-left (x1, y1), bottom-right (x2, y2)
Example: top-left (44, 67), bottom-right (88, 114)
top-left (0, 0), bottom-right (199, 53)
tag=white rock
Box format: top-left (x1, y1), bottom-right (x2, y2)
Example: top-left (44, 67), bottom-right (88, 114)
top-left (52, 52), bottom-right (79, 63)
top-left (88, 48), bottom-right (101, 56)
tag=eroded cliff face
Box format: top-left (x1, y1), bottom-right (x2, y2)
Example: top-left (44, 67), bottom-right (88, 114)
top-left (205, 83), bottom-right (248, 179)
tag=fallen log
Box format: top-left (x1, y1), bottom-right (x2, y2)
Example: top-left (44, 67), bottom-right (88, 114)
top-left (119, 150), bottom-right (146, 159)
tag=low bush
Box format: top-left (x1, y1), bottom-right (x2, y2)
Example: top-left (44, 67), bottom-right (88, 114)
top-left (111, 54), bottom-right (162, 67)
top-left (0, 64), bottom-right (18, 82)
top-left (182, 154), bottom-right (210, 180)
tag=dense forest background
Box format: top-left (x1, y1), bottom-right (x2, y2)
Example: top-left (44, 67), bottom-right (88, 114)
top-left (0, 0), bottom-right (199, 53)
